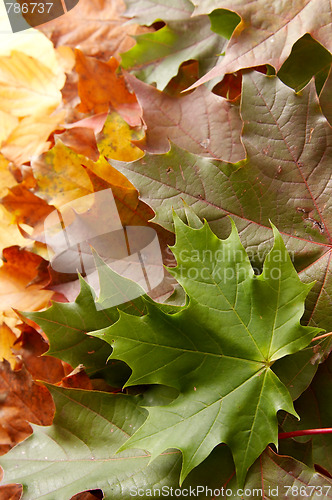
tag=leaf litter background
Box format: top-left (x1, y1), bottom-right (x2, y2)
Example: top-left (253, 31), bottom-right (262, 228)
top-left (0, 0), bottom-right (331, 498)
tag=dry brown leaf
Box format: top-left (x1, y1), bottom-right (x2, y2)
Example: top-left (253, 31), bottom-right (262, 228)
top-left (0, 360), bottom-right (54, 454)
top-left (0, 483), bottom-right (22, 500)
top-left (70, 490), bottom-right (103, 500)
top-left (13, 325), bottom-right (69, 384)
top-left (0, 246), bottom-right (53, 315)
top-left (75, 50), bottom-right (141, 126)
top-left (60, 365), bottom-right (93, 390)
top-left (37, 0), bottom-right (148, 60)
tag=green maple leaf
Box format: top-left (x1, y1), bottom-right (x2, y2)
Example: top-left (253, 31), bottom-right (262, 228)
top-left (23, 253), bottom-right (181, 385)
top-left (121, 15), bottom-right (229, 90)
top-left (91, 215), bottom-right (321, 486)
top-left (0, 385), bottom-right (183, 499)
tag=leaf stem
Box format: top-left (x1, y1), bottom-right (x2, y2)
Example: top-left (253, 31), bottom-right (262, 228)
top-left (311, 332), bottom-right (332, 342)
top-left (279, 428), bottom-right (332, 439)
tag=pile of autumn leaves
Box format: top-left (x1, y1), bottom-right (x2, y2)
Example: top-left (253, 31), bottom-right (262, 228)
top-left (0, 0), bottom-right (331, 498)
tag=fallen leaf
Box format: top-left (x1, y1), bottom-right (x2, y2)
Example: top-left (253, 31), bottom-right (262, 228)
top-left (212, 71), bottom-right (242, 100)
top-left (0, 360), bottom-right (54, 455)
top-left (32, 116), bottom-right (144, 209)
top-left (190, 0), bottom-right (332, 88)
top-left (0, 246), bottom-right (53, 314)
top-left (58, 127), bottom-right (100, 161)
top-left (1, 112), bottom-right (65, 166)
top-left (0, 155), bottom-right (16, 199)
top-left (92, 216), bottom-right (319, 485)
top-left (0, 156), bottom-right (29, 254)
top-left (121, 14), bottom-right (228, 90)
top-left (0, 27), bottom-right (68, 165)
top-left (75, 50), bottom-right (141, 126)
top-left (0, 483), bottom-right (22, 500)
top-left (0, 385), bottom-right (183, 499)
top-left (111, 72), bottom-right (332, 332)
top-left (0, 51), bottom-right (64, 117)
top-left (37, 0), bottom-right (148, 60)
top-left (60, 365), bottom-right (93, 390)
top-left (31, 141), bottom-right (93, 208)
top-left (126, 74), bottom-right (245, 162)
top-left (123, 0), bottom-right (194, 24)
top-left (1, 184), bottom-right (54, 228)
top-left (0, 325), bottom-right (17, 369)
top-left (97, 112), bottom-right (144, 161)
top-left (0, 27), bottom-right (64, 78)
top-left (13, 325), bottom-right (68, 384)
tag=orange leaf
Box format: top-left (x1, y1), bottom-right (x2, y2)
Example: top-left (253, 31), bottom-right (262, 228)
top-left (76, 50), bottom-right (141, 126)
top-left (0, 247), bottom-right (53, 314)
top-left (1, 184), bottom-right (54, 227)
top-left (60, 365), bottom-right (93, 390)
top-left (13, 325), bottom-right (69, 384)
top-left (0, 360), bottom-right (54, 454)
top-left (0, 483), bottom-right (22, 500)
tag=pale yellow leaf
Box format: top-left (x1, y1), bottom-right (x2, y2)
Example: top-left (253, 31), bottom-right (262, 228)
top-left (1, 111), bottom-right (65, 165)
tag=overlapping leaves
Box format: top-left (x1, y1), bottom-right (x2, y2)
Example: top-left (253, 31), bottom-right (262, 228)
top-left (111, 71), bottom-right (332, 332)
top-left (90, 215), bottom-right (320, 485)
top-left (0, 0), bottom-right (331, 497)
top-left (191, 0), bottom-right (332, 87)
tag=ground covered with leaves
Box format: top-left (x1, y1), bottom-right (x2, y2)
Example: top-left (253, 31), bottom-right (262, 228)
top-left (0, 0), bottom-right (331, 498)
